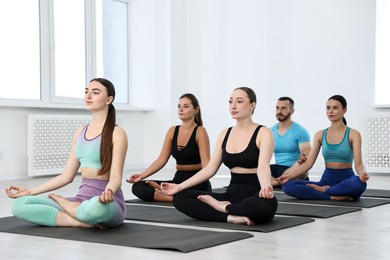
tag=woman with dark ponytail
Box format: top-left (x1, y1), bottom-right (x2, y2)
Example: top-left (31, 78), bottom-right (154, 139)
top-left (128, 93), bottom-right (212, 202)
top-left (279, 95), bottom-right (369, 201)
top-left (6, 78), bottom-right (128, 228)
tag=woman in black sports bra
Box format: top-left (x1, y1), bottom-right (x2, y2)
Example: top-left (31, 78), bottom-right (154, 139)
top-left (160, 87), bottom-right (278, 225)
top-left (127, 93), bottom-right (212, 202)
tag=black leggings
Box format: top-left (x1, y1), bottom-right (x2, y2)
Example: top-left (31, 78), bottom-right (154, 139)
top-left (132, 170), bottom-right (212, 201)
top-left (173, 173), bottom-right (278, 224)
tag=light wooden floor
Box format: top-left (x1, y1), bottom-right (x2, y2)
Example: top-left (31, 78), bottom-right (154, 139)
top-left (1, 170), bottom-right (390, 260)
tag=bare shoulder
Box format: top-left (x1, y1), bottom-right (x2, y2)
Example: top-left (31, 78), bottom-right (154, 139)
top-left (349, 128), bottom-right (362, 139)
top-left (214, 127), bottom-right (229, 142)
top-left (166, 125), bottom-right (177, 137)
top-left (113, 126), bottom-right (128, 139)
top-left (196, 125), bottom-right (209, 135)
top-left (314, 129), bottom-right (324, 138)
top-left (72, 125), bottom-right (85, 141)
top-left (218, 127), bottom-right (230, 137)
top-left (197, 125), bottom-right (207, 132)
top-left (259, 125), bottom-right (272, 133)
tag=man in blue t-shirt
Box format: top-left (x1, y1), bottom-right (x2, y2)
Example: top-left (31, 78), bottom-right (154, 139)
top-left (271, 97), bottom-right (311, 187)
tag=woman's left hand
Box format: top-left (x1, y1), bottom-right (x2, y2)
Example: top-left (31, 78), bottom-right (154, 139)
top-left (99, 188), bottom-right (114, 203)
top-left (259, 185), bottom-right (274, 199)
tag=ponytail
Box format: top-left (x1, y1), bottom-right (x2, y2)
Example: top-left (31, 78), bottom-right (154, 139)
top-left (89, 78), bottom-right (116, 176)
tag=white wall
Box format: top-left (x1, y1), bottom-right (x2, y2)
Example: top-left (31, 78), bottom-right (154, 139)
top-left (178, 0), bottom-right (382, 172)
top-left (0, 0), bottom-right (387, 181)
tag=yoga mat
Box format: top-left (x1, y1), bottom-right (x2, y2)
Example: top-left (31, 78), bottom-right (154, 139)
top-left (125, 204), bottom-right (314, 232)
top-left (125, 199), bottom-right (171, 206)
top-left (126, 199), bottom-right (361, 218)
top-left (0, 216), bottom-right (253, 253)
top-left (362, 189), bottom-right (390, 198)
top-left (277, 203), bottom-right (361, 218)
top-left (274, 192), bottom-right (390, 208)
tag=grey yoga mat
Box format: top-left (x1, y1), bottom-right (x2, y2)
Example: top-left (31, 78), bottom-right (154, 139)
top-left (276, 202), bottom-right (361, 218)
top-left (0, 216), bottom-right (253, 253)
top-left (125, 199), bottom-right (361, 218)
top-left (361, 189), bottom-right (390, 198)
top-left (274, 192), bottom-right (390, 208)
top-left (125, 204), bottom-right (314, 232)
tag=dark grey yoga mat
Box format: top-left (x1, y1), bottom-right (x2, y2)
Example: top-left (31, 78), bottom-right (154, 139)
top-left (0, 216), bottom-right (253, 253)
top-left (362, 189), bottom-right (390, 198)
top-left (277, 203), bottom-right (361, 218)
top-left (274, 192), bottom-right (390, 208)
top-left (126, 199), bottom-right (360, 218)
top-left (125, 204), bottom-right (314, 232)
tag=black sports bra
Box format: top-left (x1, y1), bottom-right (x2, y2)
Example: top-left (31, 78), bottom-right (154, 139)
top-left (171, 125), bottom-right (201, 165)
top-left (222, 125), bottom-right (263, 169)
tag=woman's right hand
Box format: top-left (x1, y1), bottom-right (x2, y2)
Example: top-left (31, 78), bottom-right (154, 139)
top-left (159, 182), bottom-right (181, 196)
top-left (127, 174), bottom-right (142, 184)
top-left (5, 186), bottom-right (31, 198)
top-left (259, 185), bottom-right (274, 199)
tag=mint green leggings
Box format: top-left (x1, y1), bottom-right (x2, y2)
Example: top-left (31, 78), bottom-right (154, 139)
top-left (12, 195), bottom-right (122, 227)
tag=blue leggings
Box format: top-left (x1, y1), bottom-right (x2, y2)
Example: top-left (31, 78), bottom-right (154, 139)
top-left (11, 195), bottom-right (123, 227)
top-left (282, 168), bottom-right (367, 201)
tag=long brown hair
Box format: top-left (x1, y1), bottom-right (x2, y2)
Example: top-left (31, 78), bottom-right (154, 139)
top-left (179, 93), bottom-right (203, 126)
top-left (90, 78), bottom-right (116, 176)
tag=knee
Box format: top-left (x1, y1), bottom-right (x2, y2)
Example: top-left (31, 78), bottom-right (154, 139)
top-left (77, 197), bottom-right (113, 222)
top-left (131, 181), bottom-right (154, 201)
top-left (248, 197), bottom-right (278, 224)
top-left (131, 181), bottom-right (143, 195)
top-left (282, 181), bottom-right (293, 195)
top-left (11, 196), bottom-right (29, 217)
top-left (172, 190), bottom-right (192, 208)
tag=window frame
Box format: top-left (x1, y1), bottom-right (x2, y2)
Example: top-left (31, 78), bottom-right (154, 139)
top-left (374, 0), bottom-right (390, 108)
top-left (0, 0), bottom-right (150, 111)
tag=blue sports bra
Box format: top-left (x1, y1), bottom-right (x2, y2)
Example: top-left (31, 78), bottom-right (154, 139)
top-left (321, 127), bottom-right (353, 163)
top-left (222, 125), bottom-right (262, 169)
top-left (75, 125), bottom-right (102, 169)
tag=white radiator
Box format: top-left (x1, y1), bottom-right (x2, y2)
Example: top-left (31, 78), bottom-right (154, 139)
top-left (27, 114), bottom-right (91, 176)
top-left (362, 113), bottom-right (390, 173)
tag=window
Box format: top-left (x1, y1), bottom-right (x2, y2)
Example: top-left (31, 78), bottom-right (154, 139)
top-left (53, 0), bottom-right (86, 100)
top-left (0, 0), bottom-right (131, 108)
top-left (0, 1), bottom-right (40, 100)
top-left (375, 0), bottom-right (390, 106)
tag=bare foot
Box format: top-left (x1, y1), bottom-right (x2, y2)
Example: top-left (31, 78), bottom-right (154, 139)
top-left (153, 191), bottom-right (173, 202)
top-left (227, 215), bottom-right (254, 226)
top-left (197, 195), bottom-right (231, 213)
top-left (54, 211), bottom-right (93, 228)
top-left (331, 195), bottom-right (353, 201)
top-left (306, 184), bottom-right (330, 193)
top-left (49, 193), bottom-right (80, 217)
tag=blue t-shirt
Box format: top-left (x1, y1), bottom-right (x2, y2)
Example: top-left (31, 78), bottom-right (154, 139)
top-left (271, 122), bottom-right (310, 167)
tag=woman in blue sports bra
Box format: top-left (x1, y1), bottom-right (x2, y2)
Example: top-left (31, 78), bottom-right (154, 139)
top-left (159, 87), bottom-right (278, 225)
top-left (127, 93), bottom-right (212, 202)
top-left (279, 95), bottom-right (369, 201)
top-left (5, 78), bottom-right (128, 228)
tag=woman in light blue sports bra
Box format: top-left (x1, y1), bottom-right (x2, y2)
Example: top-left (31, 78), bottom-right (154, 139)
top-left (279, 95), bottom-right (369, 201)
top-left (5, 78), bottom-right (128, 228)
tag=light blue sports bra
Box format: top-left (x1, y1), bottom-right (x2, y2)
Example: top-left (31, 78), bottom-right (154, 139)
top-left (75, 125), bottom-right (101, 169)
top-left (321, 127), bottom-right (353, 163)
